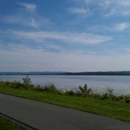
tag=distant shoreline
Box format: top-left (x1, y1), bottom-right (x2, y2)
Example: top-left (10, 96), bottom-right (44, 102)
top-left (0, 71), bottom-right (130, 75)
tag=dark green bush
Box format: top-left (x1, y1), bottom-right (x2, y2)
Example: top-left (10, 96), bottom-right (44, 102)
top-left (79, 84), bottom-right (92, 97)
top-left (118, 95), bottom-right (125, 101)
top-left (22, 76), bottom-right (33, 90)
top-left (75, 91), bottom-right (82, 96)
top-left (67, 90), bottom-right (75, 96)
top-left (102, 93), bottom-right (109, 100)
top-left (35, 85), bottom-right (44, 91)
top-left (43, 84), bottom-right (59, 92)
top-left (91, 93), bottom-right (102, 99)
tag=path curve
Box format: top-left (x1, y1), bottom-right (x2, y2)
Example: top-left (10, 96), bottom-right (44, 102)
top-left (0, 93), bottom-right (130, 130)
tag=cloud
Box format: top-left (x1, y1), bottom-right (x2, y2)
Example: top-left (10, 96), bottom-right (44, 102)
top-left (74, 0), bottom-right (130, 17)
top-left (71, 0), bottom-right (130, 17)
top-left (121, 11), bottom-right (130, 15)
top-left (17, 3), bottom-right (37, 13)
top-left (115, 23), bottom-right (129, 31)
top-left (69, 7), bottom-right (88, 14)
top-left (11, 31), bottom-right (112, 45)
top-left (100, 0), bottom-right (130, 16)
top-left (1, 14), bottom-right (41, 28)
top-left (62, 65), bottom-right (70, 68)
top-left (1, 44), bottom-right (130, 72)
top-left (99, 0), bottom-right (130, 7)
top-left (1, 6), bottom-right (51, 29)
top-left (104, 8), bottom-right (130, 17)
top-left (0, 2), bottom-right (44, 29)
top-left (118, 0), bottom-right (130, 6)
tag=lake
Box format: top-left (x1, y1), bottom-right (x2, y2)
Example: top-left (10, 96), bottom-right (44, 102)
top-left (0, 75), bottom-right (130, 95)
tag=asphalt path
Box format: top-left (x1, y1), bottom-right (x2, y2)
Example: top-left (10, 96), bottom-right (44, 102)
top-left (0, 93), bottom-right (130, 130)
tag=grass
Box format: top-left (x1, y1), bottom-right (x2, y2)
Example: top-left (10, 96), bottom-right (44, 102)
top-left (0, 115), bottom-right (22, 130)
top-left (0, 85), bottom-right (130, 123)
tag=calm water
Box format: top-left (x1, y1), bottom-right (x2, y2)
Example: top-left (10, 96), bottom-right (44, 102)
top-left (0, 75), bottom-right (130, 95)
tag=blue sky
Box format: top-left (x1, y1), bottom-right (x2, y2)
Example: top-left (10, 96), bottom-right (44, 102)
top-left (0, 0), bottom-right (130, 72)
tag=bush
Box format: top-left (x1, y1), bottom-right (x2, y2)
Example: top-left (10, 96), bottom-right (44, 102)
top-left (125, 94), bottom-right (130, 103)
top-left (102, 88), bottom-right (114, 100)
top-left (65, 90), bottom-right (75, 96)
top-left (22, 76), bottom-right (33, 90)
top-left (75, 91), bottom-right (82, 96)
top-left (11, 81), bottom-right (23, 89)
top-left (43, 84), bottom-right (58, 92)
top-left (79, 84), bottom-right (92, 97)
top-left (91, 93), bottom-right (102, 99)
top-left (109, 94), bottom-right (119, 101)
top-left (102, 93), bottom-right (109, 100)
top-left (35, 85), bottom-right (44, 91)
top-left (118, 95), bottom-right (125, 101)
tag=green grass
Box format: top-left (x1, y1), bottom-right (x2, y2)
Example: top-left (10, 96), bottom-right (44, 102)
top-left (0, 86), bottom-right (130, 123)
top-left (0, 116), bottom-right (22, 130)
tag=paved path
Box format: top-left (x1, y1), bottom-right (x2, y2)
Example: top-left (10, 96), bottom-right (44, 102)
top-left (0, 93), bottom-right (130, 130)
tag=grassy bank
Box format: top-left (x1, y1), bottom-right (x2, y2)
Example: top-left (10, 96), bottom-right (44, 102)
top-left (0, 116), bottom-right (22, 130)
top-left (0, 85), bottom-right (130, 123)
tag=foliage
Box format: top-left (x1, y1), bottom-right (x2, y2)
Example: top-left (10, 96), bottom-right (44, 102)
top-left (43, 84), bottom-right (58, 92)
top-left (79, 84), bottom-right (92, 97)
top-left (0, 80), bottom-right (23, 89)
top-left (65, 90), bottom-right (75, 96)
top-left (101, 88), bottom-right (122, 101)
top-left (91, 93), bottom-right (102, 99)
top-left (35, 84), bottom-right (60, 93)
top-left (22, 76), bottom-right (33, 90)
top-left (125, 94), bottom-right (130, 103)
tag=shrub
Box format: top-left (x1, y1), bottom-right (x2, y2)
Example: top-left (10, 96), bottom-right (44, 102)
top-left (11, 81), bottom-right (23, 89)
top-left (102, 93), bottom-right (109, 100)
top-left (35, 85), bottom-right (44, 91)
top-left (91, 93), bottom-right (102, 99)
top-left (109, 94), bottom-right (119, 101)
top-left (125, 94), bottom-right (130, 103)
top-left (102, 88), bottom-right (114, 100)
top-left (75, 91), bottom-right (82, 96)
top-left (43, 84), bottom-right (58, 92)
top-left (22, 76), bottom-right (33, 90)
top-left (68, 90), bottom-right (75, 96)
top-left (118, 95), bottom-right (125, 102)
top-left (79, 84), bottom-right (92, 97)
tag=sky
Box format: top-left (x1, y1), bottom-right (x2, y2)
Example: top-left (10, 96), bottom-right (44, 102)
top-left (0, 0), bottom-right (130, 72)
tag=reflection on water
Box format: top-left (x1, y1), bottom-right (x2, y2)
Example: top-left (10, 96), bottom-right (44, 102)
top-left (0, 75), bottom-right (130, 95)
